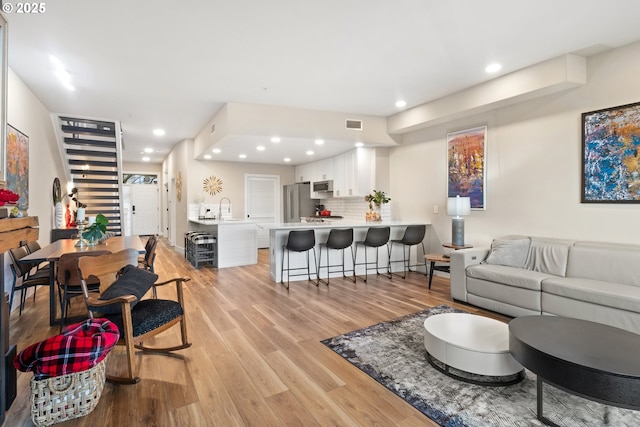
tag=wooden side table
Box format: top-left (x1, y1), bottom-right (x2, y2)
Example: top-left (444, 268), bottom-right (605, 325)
top-left (424, 254), bottom-right (450, 289)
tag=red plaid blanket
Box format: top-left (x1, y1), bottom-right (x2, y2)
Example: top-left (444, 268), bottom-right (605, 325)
top-left (14, 318), bottom-right (119, 379)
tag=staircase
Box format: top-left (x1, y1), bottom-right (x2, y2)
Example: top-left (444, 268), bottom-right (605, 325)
top-left (53, 115), bottom-right (124, 235)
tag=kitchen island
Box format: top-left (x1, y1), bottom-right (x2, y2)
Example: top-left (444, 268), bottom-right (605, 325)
top-left (269, 221), bottom-right (430, 282)
top-left (189, 219), bottom-right (258, 268)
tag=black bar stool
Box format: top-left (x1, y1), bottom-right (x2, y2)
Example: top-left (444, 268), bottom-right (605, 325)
top-left (354, 226), bottom-right (391, 282)
top-left (190, 233), bottom-right (216, 268)
top-left (281, 229), bottom-right (318, 289)
top-left (389, 224), bottom-right (427, 279)
top-left (318, 228), bottom-right (355, 285)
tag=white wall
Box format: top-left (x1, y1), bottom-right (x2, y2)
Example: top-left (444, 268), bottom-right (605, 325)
top-left (4, 68), bottom-right (65, 307)
top-left (390, 40), bottom-right (640, 250)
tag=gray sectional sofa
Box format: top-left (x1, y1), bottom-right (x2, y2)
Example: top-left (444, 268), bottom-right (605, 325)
top-left (450, 236), bottom-right (640, 334)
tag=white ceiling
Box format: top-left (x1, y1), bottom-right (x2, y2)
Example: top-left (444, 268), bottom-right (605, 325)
top-left (6, 1), bottom-right (640, 164)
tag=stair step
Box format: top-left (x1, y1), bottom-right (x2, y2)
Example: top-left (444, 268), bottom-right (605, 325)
top-left (63, 137), bottom-right (116, 148)
top-left (72, 187), bottom-right (120, 193)
top-left (73, 178), bottom-right (120, 185)
top-left (59, 117), bottom-right (116, 129)
top-left (61, 125), bottom-right (116, 138)
top-left (68, 159), bottom-right (118, 168)
top-left (66, 149), bottom-right (117, 159)
top-left (70, 169), bottom-right (118, 177)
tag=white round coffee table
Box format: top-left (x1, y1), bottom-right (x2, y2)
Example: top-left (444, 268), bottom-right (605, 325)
top-left (423, 312), bottom-right (524, 386)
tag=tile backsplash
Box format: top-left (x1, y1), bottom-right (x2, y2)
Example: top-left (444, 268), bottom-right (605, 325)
top-left (320, 197), bottom-right (392, 222)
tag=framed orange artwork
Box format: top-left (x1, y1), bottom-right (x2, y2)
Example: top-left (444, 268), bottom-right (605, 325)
top-left (6, 124), bottom-right (29, 209)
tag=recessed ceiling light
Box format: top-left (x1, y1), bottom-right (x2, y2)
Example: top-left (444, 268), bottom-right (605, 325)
top-left (212, 148), bottom-right (221, 154)
top-left (315, 139), bottom-right (324, 145)
top-left (395, 100), bottom-right (407, 108)
top-left (153, 129), bottom-right (165, 136)
top-left (485, 63), bottom-right (502, 73)
top-left (204, 154), bottom-right (212, 160)
top-left (284, 157), bottom-right (291, 162)
top-left (271, 136), bottom-right (281, 143)
top-left (355, 142), bottom-right (364, 147)
top-left (144, 147), bottom-right (153, 153)
top-left (239, 154), bottom-right (247, 159)
top-left (142, 156), bottom-right (150, 162)
top-left (256, 145), bottom-right (266, 151)
top-left (306, 150), bottom-right (314, 156)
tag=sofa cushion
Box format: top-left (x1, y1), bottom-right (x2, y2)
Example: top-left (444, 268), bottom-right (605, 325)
top-left (466, 264), bottom-right (553, 291)
top-left (525, 238), bottom-right (573, 277)
top-left (483, 238), bottom-right (530, 268)
top-left (566, 245), bottom-right (640, 287)
top-left (542, 277), bottom-right (640, 313)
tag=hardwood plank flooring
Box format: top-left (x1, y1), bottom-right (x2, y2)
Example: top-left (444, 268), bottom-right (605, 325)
top-left (5, 238), bottom-right (508, 426)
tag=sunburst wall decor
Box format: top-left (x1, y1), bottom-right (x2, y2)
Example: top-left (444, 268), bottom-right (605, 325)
top-left (203, 175), bottom-right (223, 196)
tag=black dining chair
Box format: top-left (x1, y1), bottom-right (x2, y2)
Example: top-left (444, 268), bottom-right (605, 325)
top-left (280, 229), bottom-right (317, 289)
top-left (389, 224), bottom-right (427, 279)
top-left (317, 228), bottom-right (355, 285)
top-left (354, 227), bottom-right (391, 282)
top-left (8, 245), bottom-right (50, 314)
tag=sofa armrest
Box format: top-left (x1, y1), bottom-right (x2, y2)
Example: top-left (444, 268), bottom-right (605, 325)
top-left (450, 248), bottom-right (489, 302)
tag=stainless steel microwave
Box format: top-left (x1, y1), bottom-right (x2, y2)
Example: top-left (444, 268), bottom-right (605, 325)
top-left (313, 180), bottom-right (333, 192)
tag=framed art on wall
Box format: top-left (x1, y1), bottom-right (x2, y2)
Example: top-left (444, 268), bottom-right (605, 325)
top-left (6, 124), bottom-right (29, 208)
top-left (582, 101), bottom-right (640, 203)
top-left (447, 125), bottom-right (486, 209)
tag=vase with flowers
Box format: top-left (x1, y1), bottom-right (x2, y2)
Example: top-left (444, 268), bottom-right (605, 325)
top-left (365, 190), bottom-right (390, 222)
top-left (0, 188), bottom-right (20, 218)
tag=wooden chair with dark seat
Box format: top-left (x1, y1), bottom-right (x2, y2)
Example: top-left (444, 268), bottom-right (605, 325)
top-left (56, 251), bottom-right (108, 332)
top-left (138, 235), bottom-right (158, 273)
top-left (8, 245), bottom-right (50, 314)
top-left (77, 248), bottom-right (191, 384)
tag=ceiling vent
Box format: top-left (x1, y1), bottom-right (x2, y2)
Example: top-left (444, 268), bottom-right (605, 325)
top-left (210, 123), bottom-right (216, 134)
top-left (345, 119), bottom-right (363, 130)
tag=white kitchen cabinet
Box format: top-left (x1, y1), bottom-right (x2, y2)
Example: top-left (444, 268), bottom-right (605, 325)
top-left (294, 163), bottom-right (314, 183)
top-left (333, 147), bottom-right (374, 197)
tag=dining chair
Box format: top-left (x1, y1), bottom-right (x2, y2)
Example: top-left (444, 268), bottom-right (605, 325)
top-left (56, 251), bottom-right (109, 332)
top-left (138, 235), bottom-right (158, 273)
top-left (77, 248), bottom-right (191, 384)
top-left (8, 245), bottom-right (50, 314)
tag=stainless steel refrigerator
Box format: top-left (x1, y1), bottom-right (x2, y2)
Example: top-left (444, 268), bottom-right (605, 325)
top-left (283, 183), bottom-right (317, 222)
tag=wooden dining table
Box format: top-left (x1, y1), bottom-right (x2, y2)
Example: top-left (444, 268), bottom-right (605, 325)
top-left (20, 235), bottom-right (146, 326)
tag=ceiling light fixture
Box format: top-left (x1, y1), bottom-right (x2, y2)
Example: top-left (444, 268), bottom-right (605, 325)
top-left (355, 142), bottom-right (364, 147)
top-left (284, 157), bottom-right (291, 162)
top-left (395, 100), bottom-right (407, 108)
top-left (204, 154), bottom-right (212, 160)
top-left (485, 63), bottom-right (502, 73)
top-left (144, 147), bottom-right (153, 153)
top-left (212, 148), bottom-right (221, 154)
top-left (271, 136), bottom-right (281, 143)
top-left (256, 145), bottom-right (266, 151)
top-left (153, 129), bottom-right (165, 136)
top-left (315, 139), bottom-right (324, 145)
top-left (239, 154), bottom-right (247, 159)
top-left (306, 150), bottom-right (314, 156)
top-left (142, 156), bottom-right (150, 162)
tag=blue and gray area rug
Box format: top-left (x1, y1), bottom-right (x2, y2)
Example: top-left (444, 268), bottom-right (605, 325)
top-left (321, 304), bottom-right (640, 427)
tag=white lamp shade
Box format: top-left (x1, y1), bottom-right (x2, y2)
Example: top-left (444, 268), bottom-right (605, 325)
top-left (447, 196), bottom-right (471, 216)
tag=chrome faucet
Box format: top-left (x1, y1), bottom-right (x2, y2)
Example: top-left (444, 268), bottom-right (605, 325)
top-left (218, 197), bottom-right (231, 221)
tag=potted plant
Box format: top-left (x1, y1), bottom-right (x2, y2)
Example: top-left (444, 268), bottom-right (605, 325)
top-left (365, 190), bottom-right (390, 221)
top-left (82, 214), bottom-right (108, 245)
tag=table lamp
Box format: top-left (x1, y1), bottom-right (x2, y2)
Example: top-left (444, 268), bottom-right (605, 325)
top-left (447, 195), bottom-right (471, 246)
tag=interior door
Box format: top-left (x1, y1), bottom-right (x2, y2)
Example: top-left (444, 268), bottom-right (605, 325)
top-left (245, 174), bottom-right (279, 248)
top-left (130, 184), bottom-right (159, 235)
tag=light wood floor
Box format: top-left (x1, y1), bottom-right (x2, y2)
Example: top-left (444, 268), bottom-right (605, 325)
top-left (5, 238), bottom-right (508, 426)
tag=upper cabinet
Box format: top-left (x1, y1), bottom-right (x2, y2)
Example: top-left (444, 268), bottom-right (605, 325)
top-left (333, 148), bottom-right (374, 198)
top-left (296, 147), bottom-right (375, 198)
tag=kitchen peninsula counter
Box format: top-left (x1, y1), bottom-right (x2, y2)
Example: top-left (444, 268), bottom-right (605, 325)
top-left (188, 218), bottom-right (257, 268)
top-left (269, 221), bottom-right (431, 282)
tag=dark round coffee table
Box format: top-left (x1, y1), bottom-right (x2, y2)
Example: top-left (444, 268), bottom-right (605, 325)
top-left (509, 316), bottom-right (640, 426)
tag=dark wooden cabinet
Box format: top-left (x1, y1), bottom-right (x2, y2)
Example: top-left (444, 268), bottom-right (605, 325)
top-left (50, 228), bottom-right (77, 242)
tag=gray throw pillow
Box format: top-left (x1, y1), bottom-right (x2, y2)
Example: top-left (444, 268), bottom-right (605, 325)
top-left (93, 265), bottom-right (158, 314)
top-left (483, 238), bottom-right (531, 268)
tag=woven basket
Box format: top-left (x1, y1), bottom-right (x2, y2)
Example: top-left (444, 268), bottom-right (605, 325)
top-left (30, 357), bottom-right (108, 427)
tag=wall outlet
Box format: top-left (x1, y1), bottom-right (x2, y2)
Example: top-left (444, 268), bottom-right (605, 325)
top-left (433, 205), bottom-right (439, 214)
